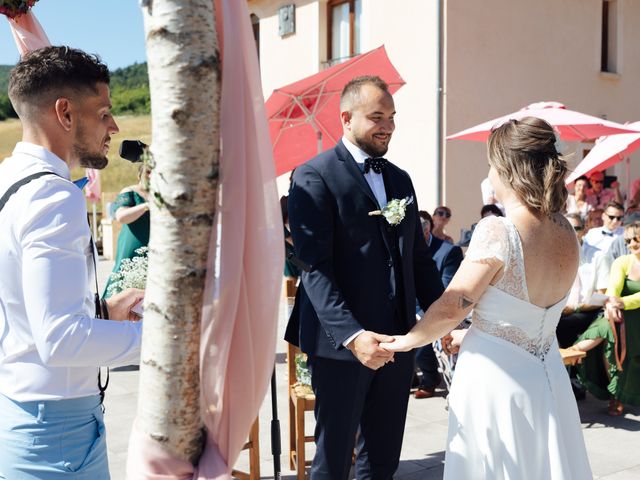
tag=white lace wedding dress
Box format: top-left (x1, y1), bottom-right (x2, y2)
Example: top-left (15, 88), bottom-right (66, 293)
top-left (444, 216), bottom-right (592, 480)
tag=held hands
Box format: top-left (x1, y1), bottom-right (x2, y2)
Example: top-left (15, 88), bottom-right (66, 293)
top-left (379, 335), bottom-right (414, 353)
top-left (347, 331), bottom-right (395, 370)
top-left (105, 288), bottom-right (145, 322)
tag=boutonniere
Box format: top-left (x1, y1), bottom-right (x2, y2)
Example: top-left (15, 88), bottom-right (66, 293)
top-left (368, 196), bottom-right (414, 226)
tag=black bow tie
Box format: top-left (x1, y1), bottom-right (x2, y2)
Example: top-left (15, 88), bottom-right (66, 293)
top-left (602, 230), bottom-right (614, 237)
top-left (364, 157), bottom-right (388, 174)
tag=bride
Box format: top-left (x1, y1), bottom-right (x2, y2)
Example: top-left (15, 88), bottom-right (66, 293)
top-left (382, 117), bottom-right (592, 479)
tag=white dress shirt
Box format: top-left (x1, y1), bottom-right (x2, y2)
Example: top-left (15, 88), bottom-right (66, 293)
top-left (342, 137), bottom-right (387, 208)
top-left (0, 142), bottom-right (142, 401)
top-left (581, 226), bottom-right (623, 264)
top-left (340, 137), bottom-right (391, 347)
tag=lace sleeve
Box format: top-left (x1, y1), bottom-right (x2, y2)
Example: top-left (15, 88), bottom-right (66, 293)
top-left (465, 216), bottom-right (508, 265)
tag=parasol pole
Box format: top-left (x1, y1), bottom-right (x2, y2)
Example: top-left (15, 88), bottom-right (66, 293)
top-left (92, 203), bottom-right (98, 240)
top-left (627, 156), bottom-right (631, 205)
top-left (316, 129), bottom-right (323, 154)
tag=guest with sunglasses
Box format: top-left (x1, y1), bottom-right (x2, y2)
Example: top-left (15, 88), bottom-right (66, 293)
top-left (572, 221), bottom-right (640, 416)
top-left (581, 201), bottom-right (625, 263)
top-left (586, 171), bottom-right (623, 210)
top-left (432, 205), bottom-right (454, 243)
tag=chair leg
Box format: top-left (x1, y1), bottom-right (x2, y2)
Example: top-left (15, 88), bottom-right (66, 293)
top-left (296, 398), bottom-right (306, 480)
top-left (249, 418), bottom-right (260, 480)
top-left (289, 396), bottom-right (296, 470)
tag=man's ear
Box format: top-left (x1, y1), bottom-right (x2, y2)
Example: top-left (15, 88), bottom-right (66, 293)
top-left (54, 98), bottom-right (73, 131)
top-left (340, 110), bottom-right (352, 129)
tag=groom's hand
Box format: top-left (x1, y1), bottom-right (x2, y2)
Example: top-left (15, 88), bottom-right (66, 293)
top-left (346, 331), bottom-right (395, 370)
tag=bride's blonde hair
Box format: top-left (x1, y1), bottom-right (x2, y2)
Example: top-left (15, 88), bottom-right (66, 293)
top-left (488, 117), bottom-right (568, 215)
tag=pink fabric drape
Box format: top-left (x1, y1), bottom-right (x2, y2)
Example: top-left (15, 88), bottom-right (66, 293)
top-left (85, 168), bottom-right (101, 203)
top-left (126, 0), bottom-right (283, 478)
top-left (8, 11), bottom-right (50, 55)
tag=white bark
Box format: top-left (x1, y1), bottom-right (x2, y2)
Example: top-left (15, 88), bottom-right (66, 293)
top-left (138, 0), bottom-right (220, 464)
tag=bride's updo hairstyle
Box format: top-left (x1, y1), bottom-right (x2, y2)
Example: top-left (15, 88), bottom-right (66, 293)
top-left (487, 116), bottom-right (568, 215)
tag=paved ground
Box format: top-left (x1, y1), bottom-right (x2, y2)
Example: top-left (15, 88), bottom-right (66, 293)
top-left (98, 258), bottom-right (640, 479)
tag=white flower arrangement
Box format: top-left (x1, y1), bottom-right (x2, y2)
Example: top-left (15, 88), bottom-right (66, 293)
top-left (106, 247), bottom-right (148, 297)
top-left (369, 196), bottom-right (414, 226)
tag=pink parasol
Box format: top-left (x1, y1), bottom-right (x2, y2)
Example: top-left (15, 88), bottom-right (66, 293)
top-left (266, 45), bottom-right (405, 176)
top-left (566, 122), bottom-right (640, 184)
top-left (448, 101), bottom-right (635, 142)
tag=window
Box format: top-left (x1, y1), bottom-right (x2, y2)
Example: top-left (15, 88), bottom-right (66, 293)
top-left (328, 0), bottom-right (362, 65)
top-left (601, 0), bottom-right (618, 73)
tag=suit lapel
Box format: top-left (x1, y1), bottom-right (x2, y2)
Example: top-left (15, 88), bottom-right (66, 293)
top-left (335, 141), bottom-right (379, 208)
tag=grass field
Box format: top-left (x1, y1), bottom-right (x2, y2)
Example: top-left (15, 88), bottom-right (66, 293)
top-left (0, 115), bottom-right (151, 196)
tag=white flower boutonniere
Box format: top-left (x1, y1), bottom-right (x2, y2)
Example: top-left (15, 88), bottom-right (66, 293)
top-left (369, 196), bottom-right (414, 226)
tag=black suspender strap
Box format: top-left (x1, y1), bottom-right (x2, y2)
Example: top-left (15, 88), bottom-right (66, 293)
top-left (0, 171), bottom-right (58, 212)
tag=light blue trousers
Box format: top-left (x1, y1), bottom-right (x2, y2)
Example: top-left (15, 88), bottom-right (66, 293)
top-left (0, 393), bottom-right (109, 479)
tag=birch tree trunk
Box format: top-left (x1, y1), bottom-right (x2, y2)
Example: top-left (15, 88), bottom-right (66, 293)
top-left (138, 0), bottom-right (220, 464)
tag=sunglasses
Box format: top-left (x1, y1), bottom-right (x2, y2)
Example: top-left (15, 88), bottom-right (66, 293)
top-left (573, 225), bottom-right (584, 232)
top-left (625, 237), bottom-right (640, 245)
top-left (606, 214), bottom-right (624, 221)
top-left (435, 210), bottom-right (451, 218)
top-left (591, 179), bottom-right (604, 184)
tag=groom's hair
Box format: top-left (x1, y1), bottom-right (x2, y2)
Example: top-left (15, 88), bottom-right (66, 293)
top-left (8, 46), bottom-right (110, 121)
top-left (340, 75), bottom-right (390, 112)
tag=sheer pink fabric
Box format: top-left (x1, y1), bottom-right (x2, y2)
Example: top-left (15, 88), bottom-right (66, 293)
top-left (126, 0), bottom-right (283, 478)
top-left (85, 169), bottom-right (101, 203)
top-left (8, 11), bottom-right (50, 55)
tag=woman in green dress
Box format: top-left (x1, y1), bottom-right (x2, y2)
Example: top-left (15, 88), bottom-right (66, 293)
top-left (103, 166), bottom-right (151, 297)
top-left (572, 221), bottom-right (640, 416)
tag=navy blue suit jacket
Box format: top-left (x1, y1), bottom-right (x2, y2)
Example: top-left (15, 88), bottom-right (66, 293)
top-left (428, 235), bottom-right (464, 289)
top-left (285, 142), bottom-right (444, 361)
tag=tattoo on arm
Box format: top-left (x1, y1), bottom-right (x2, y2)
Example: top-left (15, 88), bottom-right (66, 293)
top-left (458, 295), bottom-right (476, 309)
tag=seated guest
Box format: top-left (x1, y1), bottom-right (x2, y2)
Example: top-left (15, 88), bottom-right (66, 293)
top-left (585, 208), bottom-right (604, 231)
top-left (413, 211), bottom-right (463, 398)
top-left (572, 221), bottom-right (640, 416)
top-left (581, 201), bottom-right (624, 263)
top-left (557, 214), bottom-right (604, 348)
top-left (566, 176), bottom-right (593, 220)
top-left (586, 170), bottom-right (623, 209)
top-left (432, 205), bottom-right (454, 243)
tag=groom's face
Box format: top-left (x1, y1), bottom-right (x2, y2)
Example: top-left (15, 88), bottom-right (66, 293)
top-left (342, 84), bottom-right (396, 157)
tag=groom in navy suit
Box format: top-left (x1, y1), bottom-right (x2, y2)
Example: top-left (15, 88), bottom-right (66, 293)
top-left (286, 76), bottom-right (443, 479)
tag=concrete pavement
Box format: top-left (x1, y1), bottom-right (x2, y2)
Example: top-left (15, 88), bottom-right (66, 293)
top-left (98, 258), bottom-right (640, 479)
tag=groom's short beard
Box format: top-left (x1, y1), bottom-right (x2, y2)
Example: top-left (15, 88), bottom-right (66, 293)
top-left (355, 137), bottom-right (389, 158)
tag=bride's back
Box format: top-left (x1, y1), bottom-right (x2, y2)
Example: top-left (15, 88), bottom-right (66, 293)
top-left (511, 211), bottom-right (579, 308)
top-left (486, 116), bottom-right (578, 308)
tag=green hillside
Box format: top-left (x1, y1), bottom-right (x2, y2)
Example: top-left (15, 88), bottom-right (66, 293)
top-left (0, 62), bottom-right (150, 119)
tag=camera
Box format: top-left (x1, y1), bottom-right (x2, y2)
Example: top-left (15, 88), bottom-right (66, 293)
top-left (119, 140), bottom-right (148, 163)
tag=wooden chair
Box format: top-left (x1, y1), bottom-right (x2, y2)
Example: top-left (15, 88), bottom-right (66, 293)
top-left (231, 417), bottom-right (260, 480)
top-left (288, 341), bottom-right (315, 480)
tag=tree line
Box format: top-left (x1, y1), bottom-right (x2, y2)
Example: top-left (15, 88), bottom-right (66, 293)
top-left (0, 62), bottom-right (151, 120)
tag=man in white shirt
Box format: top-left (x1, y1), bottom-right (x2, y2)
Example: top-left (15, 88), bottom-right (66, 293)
top-left (0, 46), bottom-right (143, 479)
top-left (581, 201), bottom-right (625, 264)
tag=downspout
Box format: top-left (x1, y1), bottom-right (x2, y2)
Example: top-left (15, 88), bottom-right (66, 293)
top-left (435, 0), bottom-right (445, 204)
